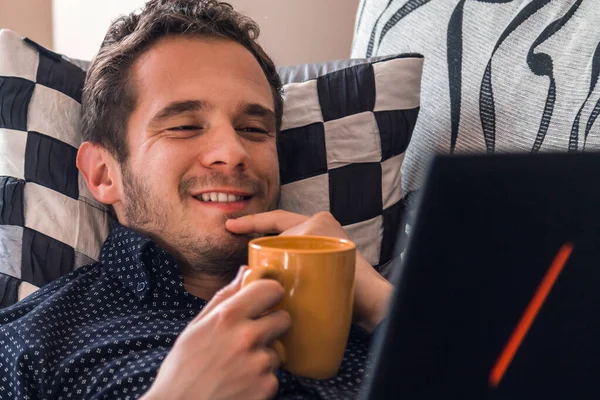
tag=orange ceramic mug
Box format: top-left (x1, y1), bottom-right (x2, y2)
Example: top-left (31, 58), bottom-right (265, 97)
top-left (243, 235), bottom-right (356, 379)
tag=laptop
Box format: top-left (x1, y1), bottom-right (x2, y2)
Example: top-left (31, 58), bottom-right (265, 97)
top-left (361, 153), bottom-right (600, 399)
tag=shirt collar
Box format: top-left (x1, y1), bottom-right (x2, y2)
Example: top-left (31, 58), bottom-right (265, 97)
top-left (99, 224), bottom-right (191, 301)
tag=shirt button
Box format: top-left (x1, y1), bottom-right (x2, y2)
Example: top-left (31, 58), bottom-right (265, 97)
top-left (136, 282), bottom-right (146, 292)
top-left (152, 257), bottom-right (160, 266)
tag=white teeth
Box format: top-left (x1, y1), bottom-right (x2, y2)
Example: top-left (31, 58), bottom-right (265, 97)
top-left (197, 192), bottom-right (246, 202)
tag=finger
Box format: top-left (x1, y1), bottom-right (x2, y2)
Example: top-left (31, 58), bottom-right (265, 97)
top-left (253, 309), bottom-right (292, 346)
top-left (225, 210), bottom-right (308, 235)
top-left (227, 279), bottom-right (285, 319)
top-left (261, 347), bottom-right (283, 372)
top-left (259, 373), bottom-right (279, 400)
top-left (194, 265), bottom-right (247, 320)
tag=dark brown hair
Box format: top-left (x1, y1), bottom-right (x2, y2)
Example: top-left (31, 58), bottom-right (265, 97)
top-left (81, 0), bottom-right (283, 163)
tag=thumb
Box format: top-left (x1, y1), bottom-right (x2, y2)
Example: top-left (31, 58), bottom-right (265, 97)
top-left (194, 266), bottom-right (247, 320)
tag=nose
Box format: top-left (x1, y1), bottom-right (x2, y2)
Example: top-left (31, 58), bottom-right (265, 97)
top-left (199, 124), bottom-right (249, 173)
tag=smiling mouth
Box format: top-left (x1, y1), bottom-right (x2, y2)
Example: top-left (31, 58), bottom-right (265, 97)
top-left (193, 192), bottom-right (252, 203)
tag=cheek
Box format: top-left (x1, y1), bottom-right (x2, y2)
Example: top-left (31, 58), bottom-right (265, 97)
top-left (135, 141), bottom-right (196, 192)
top-left (254, 144), bottom-right (279, 185)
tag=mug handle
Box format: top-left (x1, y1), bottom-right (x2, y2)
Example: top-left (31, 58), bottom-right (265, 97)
top-left (242, 266), bottom-right (287, 365)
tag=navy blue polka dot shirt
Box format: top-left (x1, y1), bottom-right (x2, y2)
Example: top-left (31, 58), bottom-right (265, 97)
top-left (0, 224), bottom-right (374, 399)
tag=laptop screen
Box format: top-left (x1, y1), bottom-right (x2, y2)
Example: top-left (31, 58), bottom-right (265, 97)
top-left (362, 154), bottom-right (600, 399)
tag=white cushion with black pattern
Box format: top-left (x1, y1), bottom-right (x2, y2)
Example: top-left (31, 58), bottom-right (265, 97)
top-left (0, 29), bottom-right (111, 287)
top-left (0, 28), bottom-right (423, 297)
top-left (352, 0), bottom-right (600, 197)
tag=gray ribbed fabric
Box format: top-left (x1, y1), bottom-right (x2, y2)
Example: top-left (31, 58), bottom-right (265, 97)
top-left (352, 0), bottom-right (600, 194)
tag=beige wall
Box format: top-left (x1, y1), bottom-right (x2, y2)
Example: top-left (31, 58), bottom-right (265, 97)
top-left (0, 0), bottom-right (53, 48)
top-left (52, 0), bottom-right (359, 64)
top-left (0, 0), bottom-right (361, 64)
top-left (228, 0), bottom-right (360, 66)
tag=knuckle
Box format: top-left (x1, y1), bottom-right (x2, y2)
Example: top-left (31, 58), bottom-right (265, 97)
top-left (237, 326), bottom-right (258, 350)
top-left (255, 351), bottom-right (273, 371)
top-left (272, 286), bottom-right (286, 301)
top-left (271, 210), bottom-right (284, 222)
top-left (261, 374), bottom-right (279, 398)
top-left (259, 279), bottom-right (284, 296)
top-left (213, 305), bottom-right (236, 329)
top-left (315, 211), bottom-right (334, 221)
top-left (268, 279), bottom-right (285, 292)
top-left (276, 310), bottom-right (292, 329)
top-left (211, 288), bottom-right (229, 303)
top-left (251, 279), bottom-right (277, 293)
top-left (284, 312), bottom-right (293, 329)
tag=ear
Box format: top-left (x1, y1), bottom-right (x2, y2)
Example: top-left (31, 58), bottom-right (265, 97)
top-left (76, 142), bottom-right (123, 205)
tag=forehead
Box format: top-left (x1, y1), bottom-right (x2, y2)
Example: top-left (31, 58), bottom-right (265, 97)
top-left (130, 35), bottom-right (274, 114)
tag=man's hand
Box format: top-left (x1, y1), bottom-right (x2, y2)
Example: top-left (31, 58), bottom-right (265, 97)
top-left (143, 267), bottom-right (291, 400)
top-left (226, 210), bottom-right (392, 333)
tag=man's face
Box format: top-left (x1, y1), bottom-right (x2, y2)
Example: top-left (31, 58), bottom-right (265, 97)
top-left (118, 36), bottom-right (279, 278)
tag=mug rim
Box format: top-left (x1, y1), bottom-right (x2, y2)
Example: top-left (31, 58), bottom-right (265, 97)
top-left (249, 235), bottom-right (356, 253)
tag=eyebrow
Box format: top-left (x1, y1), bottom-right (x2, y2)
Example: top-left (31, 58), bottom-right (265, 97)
top-left (148, 100), bottom-right (276, 127)
top-left (149, 100), bottom-right (211, 125)
top-left (237, 102), bottom-right (276, 122)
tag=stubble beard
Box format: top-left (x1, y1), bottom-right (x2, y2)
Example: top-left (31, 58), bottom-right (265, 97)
top-left (120, 165), bottom-right (278, 281)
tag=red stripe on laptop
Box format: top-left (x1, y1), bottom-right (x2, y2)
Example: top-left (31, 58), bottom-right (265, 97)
top-left (489, 242), bottom-right (574, 387)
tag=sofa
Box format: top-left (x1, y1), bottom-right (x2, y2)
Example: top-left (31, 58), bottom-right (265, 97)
top-left (2, 0), bottom-right (599, 307)
top-left (0, 27), bottom-right (422, 306)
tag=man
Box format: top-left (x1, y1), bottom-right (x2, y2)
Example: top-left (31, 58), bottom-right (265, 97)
top-left (0, 1), bottom-right (392, 399)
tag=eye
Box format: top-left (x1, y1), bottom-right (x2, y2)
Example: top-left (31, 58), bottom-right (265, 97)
top-left (238, 127), bottom-right (270, 134)
top-left (167, 125), bottom-right (202, 131)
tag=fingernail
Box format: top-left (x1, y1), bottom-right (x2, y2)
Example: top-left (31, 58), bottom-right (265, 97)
top-left (229, 267), bottom-right (245, 288)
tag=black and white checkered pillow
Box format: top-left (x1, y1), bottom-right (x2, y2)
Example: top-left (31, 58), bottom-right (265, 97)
top-left (278, 55), bottom-right (422, 269)
top-left (0, 30), bottom-right (111, 287)
top-left (0, 28), bottom-right (422, 290)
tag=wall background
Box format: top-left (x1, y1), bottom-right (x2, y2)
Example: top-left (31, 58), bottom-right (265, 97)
top-left (0, 0), bottom-right (53, 48)
top-left (1, 0), bottom-right (361, 66)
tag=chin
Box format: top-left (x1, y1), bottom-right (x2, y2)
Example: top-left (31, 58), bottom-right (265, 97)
top-left (220, 228), bottom-right (265, 254)
top-left (216, 222), bottom-right (252, 244)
